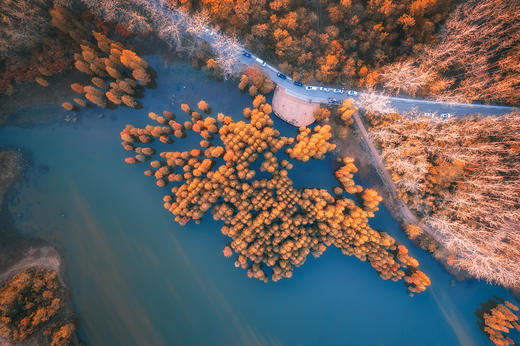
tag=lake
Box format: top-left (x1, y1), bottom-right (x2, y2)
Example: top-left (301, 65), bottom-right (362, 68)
top-left (0, 55), bottom-right (517, 346)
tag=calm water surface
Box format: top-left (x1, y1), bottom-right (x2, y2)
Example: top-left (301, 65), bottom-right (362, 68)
top-left (0, 56), bottom-right (517, 346)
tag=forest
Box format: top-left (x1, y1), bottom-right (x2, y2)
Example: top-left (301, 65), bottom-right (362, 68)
top-left (380, 0), bottom-right (520, 105)
top-left (167, 0), bottom-right (519, 105)
top-left (0, 268), bottom-right (76, 345)
top-left (2, 0), bottom-right (518, 105)
top-left (170, 0), bottom-right (454, 87)
top-left (364, 111), bottom-right (520, 288)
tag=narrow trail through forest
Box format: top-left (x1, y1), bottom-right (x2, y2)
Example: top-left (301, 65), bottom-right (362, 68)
top-left (351, 111), bottom-right (443, 243)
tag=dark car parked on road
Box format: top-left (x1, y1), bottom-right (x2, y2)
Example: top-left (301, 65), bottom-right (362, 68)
top-left (277, 72), bottom-right (287, 80)
top-left (293, 81), bottom-right (303, 87)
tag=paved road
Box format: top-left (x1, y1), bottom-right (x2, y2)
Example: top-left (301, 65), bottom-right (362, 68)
top-left (159, 5), bottom-right (518, 119)
top-left (197, 30), bottom-right (516, 118)
top-left (236, 52), bottom-right (517, 118)
top-left (193, 24), bottom-right (517, 248)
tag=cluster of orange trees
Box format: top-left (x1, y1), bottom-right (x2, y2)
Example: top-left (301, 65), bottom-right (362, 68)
top-left (403, 224), bottom-right (437, 254)
top-left (49, 6), bottom-right (152, 112)
top-left (238, 66), bottom-right (275, 97)
top-left (478, 300), bottom-right (520, 346)
top-left (119, 79), bottom-right (430, 292)
top-left (365, 111), bottom-right (520, 288)
top-left (0, 269), bottom-right (76, 345)
top-left (314, 99), bottom-right (357, 140)
top-left (0, 3), bottom-right (155, 105)
top-left (168, 0), bottom-right (453, 87)
top-left (334, 157), bottom-right (363, 194)
top-left (336, 99), bottom-right (357, 138)
top-left (286, 125), bottom-right (335, 161)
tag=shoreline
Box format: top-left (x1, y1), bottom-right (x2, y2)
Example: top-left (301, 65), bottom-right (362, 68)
top-left (0, 148), bottom-right (64, 284)
top-left (345, 110), bottom-right (488, 284)
top-left (0, 148), bottom-right (78, 345)
top-left (331, 108), bottom-right (474, 283)
top-left (0, 246), bottom-right (62, 285)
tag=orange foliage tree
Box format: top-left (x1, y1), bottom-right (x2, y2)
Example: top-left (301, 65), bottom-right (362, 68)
top-left (0, 268), bottom-right (75, 344)
top-left (118, 79), bottom-right (431, 291)
top-left (477, 299), bottom-right (520, 346)
top-left (168, 0), bottom-right (454, 87)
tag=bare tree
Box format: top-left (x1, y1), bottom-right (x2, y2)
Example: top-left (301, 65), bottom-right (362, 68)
top-left (211, 33), bottom-right (241, 78)
top-left (380, 0), bottom-right (520, 105)
top-left (380, 60), bottom-right (435, 97)
top-left (356, 89), bottom-right (396, 114)
top-left (80, 0), bottom-right (243, 78)
top-left (366, 111), bottom-right (520, 287)
top-left (186, 10), bottom-right (210, 37)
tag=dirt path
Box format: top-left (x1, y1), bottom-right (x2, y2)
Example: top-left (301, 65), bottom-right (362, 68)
top-left (0, 246), bottom-right (61, 284)
top-left (352, 111), bottom-right (443, 243)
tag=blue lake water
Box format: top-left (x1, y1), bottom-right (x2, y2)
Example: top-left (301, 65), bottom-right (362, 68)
top-left (1, 56), bottom-right (518, 345)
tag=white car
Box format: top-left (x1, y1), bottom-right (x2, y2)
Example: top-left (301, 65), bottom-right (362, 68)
top-left (306, 86), bottom-right (318, 91)
top-left (440, 113), bottom-right (453, 118)
top-left (255, 58), bottom-right (267, 66)
top-left (204, 28), bottom-right (214, 36)
top-left (333, 88), bottom-right (344, 93)
top-left (346, 90), bottom-right (358, 95)
top-left (423, 112), bottom-right (435, 117)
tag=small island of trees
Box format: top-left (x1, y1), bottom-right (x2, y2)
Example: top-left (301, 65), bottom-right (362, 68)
top-left (118, 77), bottom-right (431, 292)
top-left (476, 298), bottom-right (520, 346)
top-left (0, 268), bottom-right (77, 345)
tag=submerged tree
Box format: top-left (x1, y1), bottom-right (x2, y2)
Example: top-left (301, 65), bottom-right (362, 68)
top-left (119, 85), bottom-right (430, 292)
top-left (476, 298), bottom-right (520, 346)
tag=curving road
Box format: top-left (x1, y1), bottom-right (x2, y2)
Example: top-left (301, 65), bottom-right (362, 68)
top-left (237, 53), bottom-right (517, 118)
top-left (194, 25), bottom-right (516, 250)
top-left (196, 28), bottom-right (517, 119)
top-left (154, 2), bottom-right (518, 118)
